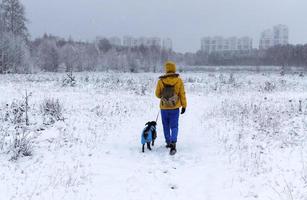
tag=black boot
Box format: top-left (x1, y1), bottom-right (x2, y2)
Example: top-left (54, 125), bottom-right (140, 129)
top-left (166, 143), bottom-right (171, 148)
top-left (169, 143), bottom-right (177, 155)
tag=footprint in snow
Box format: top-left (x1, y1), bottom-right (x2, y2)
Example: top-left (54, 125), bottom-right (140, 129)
top-left (169, 184), bottom-right (178, 190)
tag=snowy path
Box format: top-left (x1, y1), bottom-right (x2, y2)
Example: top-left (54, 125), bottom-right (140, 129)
top-left (89, 95), bottom-right (244, 200)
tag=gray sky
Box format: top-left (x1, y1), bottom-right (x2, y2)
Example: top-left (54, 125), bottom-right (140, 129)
top-left (21, 0), bottom-right (307, 52)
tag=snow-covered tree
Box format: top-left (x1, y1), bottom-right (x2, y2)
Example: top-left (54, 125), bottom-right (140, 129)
top-left (97, 38), bottom-right (112, 53)
top-left (0, 3), bottom-right (6, 73)
top-left (0, 4), bottom-right (4, 33)
top-left (59, 43), bottom-right (80, 72)
top-left (0, 0), bottom-right (30, 73)
top-left (0, 32), bottom-right (30, 73)
top-left (80, 43), bottom-right (99, 71)
top-left (0, 0), bottom-right (29, 40)
top-left (36, 40), bottom-right (59, 72)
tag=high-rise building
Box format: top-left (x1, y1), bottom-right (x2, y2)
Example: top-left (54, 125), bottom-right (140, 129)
top-left (201, 36), bottom-right (253, 53)
top-left (273, 24), bottom-right (289, 46)
top-left (122, 36), bottom-right (169, 48)
top-left (259, 29), bottom-right (273, 50)
top-left (259, 24), bottom-right (289, 49)
top-left (238, 37), bottom-right (253, 51)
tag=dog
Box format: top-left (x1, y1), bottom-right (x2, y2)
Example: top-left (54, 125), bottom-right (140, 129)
top-left (141, 121), bottom-right (157, 153)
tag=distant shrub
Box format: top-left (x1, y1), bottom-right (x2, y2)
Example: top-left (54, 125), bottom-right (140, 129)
top-left (140, 84), bottom-right (147, 95)
top-left (84, 75), bottom-right (90, 82)
top-left (218, 74), bottom-right (227, 84)
top-left (264, 81), bottom-right (275, 92)
top-left (40, 98), bottom-right (64, 125)
top-left (62, 72), bottom-right (76, 87)
top-left (228, 73), bottom-right (236, 85)
top-left (187, 77), bottom-right (196, 83)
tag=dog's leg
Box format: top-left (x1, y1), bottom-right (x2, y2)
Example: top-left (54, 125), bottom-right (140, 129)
top-left (152, 131), bottom-right (156, 146)
top-left (142, 144), bottom-right (145, 153)
top-left (153, 130), bottom-right (157, 140)
top-left (152, 131), bottom-right (157, 146)
top-left (147, 142), bottom-right (152, 150)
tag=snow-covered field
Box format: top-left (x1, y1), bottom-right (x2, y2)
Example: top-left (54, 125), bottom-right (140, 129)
top-left (0, 71), bottom-right (307, 200)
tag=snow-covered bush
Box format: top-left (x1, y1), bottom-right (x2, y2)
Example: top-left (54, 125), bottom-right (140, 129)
top-left (10, 127), bottom-right (33, 161)
top-left (4, 100), bottom-right (26, 124)
top-left (228, 73), bottom-right (236, 85)
top-left (264, 81), bottom-right (276, 91)
top-left (62, 72), bottom-right (76, 87)
top-left (0, 100), bottom-right (33, 160)
top-left (218, 73), bottom-right (227, 84)
top-left (187, 77), bottom-right (196, 83)
top-left (84, 75), bottom-right (89, 82)
top-left (40, 98), bottom-right (64, 125)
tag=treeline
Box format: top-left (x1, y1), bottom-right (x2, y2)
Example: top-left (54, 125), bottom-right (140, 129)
top-left (0, 0), bottom-right (307, 74)
top-left (32, 38), bottom-right (306, 72)
top-left (185, 45), bottom-right (307, 69)
top-left (29, 35), bottom-right (174, 73)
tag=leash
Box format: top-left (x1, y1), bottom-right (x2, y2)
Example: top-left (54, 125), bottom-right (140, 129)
top-left (155, 111), bottom-right (160, 123)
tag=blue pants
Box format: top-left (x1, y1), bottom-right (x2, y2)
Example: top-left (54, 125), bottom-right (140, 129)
top-left (161, 109), bottom-right (179, 144)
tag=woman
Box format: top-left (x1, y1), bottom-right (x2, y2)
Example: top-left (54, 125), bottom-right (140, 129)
top-left (155, 61), bottom-right (187, 155)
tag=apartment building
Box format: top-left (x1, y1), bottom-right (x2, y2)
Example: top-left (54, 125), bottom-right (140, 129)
top-left (122, 36), bottom-right (171, 50)
top-left (259, 24), bottom-right (289, 49)
top-left (201, 36), bottom-right (253, 53)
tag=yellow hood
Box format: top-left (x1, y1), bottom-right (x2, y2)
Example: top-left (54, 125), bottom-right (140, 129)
top-left (159, 73), bottom-right (180, 86)
top-left (164, 61), bottom-right (177, 73)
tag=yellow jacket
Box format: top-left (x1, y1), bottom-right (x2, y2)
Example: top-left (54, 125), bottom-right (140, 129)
top-left (155, 73), bottom-right (187, 110)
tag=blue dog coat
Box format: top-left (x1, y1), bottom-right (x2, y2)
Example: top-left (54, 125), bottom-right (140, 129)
top-left (141, 126), bottom-right (156, 145)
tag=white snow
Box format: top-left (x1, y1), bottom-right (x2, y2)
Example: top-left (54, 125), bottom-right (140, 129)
top-left (0, 71), bottom-right (306, 200)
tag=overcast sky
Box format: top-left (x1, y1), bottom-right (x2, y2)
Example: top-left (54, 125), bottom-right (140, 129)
top-left (21, 0), bottom-right (307, 53)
